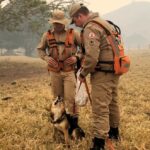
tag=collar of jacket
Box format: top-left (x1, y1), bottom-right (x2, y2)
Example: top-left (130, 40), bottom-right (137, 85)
top-left (83, 12), bottom-right (99, 28)
top-left (83, 13), bottom-right (115, 34)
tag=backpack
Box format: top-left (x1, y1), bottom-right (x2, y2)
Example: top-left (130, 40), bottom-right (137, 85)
top-left (83, 20), bottom-right (130, 75)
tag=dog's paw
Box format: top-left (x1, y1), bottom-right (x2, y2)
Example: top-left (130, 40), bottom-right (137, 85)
top-left (72, 127), bottom-right (85, 140)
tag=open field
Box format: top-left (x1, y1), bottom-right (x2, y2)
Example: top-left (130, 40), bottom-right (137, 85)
top-left (0, 50), bottom-right (150, 150)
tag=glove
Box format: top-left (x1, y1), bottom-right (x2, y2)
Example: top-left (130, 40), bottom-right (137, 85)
top-left (45, 56), bottom-right (59, 68)
top-left (64, 56), bottom-right (77, 66)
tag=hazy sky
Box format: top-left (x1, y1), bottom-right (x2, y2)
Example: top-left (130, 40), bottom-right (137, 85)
top-left (1, 0), bottom-right (150, 15)
top-left (46, 0), bottom-right (150, 15)
top-left (85, 0), bottom-right (150, 14)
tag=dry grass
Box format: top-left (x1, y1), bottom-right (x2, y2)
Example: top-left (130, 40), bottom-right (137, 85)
top-left (0, 50), bottom-right (150, 150)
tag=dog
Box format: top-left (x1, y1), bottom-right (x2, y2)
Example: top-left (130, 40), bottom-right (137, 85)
top-left (46, 96), bottom-right (85, 146)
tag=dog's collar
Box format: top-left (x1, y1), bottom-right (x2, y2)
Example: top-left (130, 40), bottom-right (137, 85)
top-left (51, 111), bottom-right (67, 124)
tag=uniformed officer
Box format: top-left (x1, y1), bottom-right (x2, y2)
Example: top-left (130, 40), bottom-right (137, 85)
top-left (37, 9), bottom-right (84, 137)
top-left (69, 4), bottom-right (120, 150)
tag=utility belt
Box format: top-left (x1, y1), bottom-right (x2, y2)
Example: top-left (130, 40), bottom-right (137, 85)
top-left (47, 60), bottom-right (74, 73)
top-left (95, 60), bottom-right (115, 73)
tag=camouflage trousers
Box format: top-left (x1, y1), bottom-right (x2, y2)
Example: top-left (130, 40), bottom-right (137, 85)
top-left (50, 71), bottom-right (78, 116)
top-left (90, 72), bottom-right (120, 139)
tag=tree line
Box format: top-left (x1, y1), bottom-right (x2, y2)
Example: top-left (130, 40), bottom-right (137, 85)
top-left (0, 0), bottom-right (84, 56)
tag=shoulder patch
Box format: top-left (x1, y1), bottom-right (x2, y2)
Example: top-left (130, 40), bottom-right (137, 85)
top-left (88, 32), bottom-right (96, 39)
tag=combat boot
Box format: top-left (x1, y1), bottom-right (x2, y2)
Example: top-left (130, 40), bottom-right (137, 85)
top-left (90, 137), bottom-right (105, 150)
top-left (108, 127), bottom-right (120, 140)
top-left (67, 115), bottom-right (85, 139)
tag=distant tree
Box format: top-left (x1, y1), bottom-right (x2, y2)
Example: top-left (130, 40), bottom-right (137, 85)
top-left (47, 0), bottom-right (84, 12)
top-left (0, 0), bottom-right (84, 33)
top-left (0, 0), bottom-right (85, 56)
top-left (0, 0), bottom-right (50, 34)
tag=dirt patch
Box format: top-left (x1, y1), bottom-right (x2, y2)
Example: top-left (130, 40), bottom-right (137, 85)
top-left (0, 56), bottom-right (48, 83)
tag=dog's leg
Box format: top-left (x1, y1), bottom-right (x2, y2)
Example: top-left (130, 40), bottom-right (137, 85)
top-left (52, 125), bottom-right (57, 141)
top-left (63, 129), bottom-right (70, 146)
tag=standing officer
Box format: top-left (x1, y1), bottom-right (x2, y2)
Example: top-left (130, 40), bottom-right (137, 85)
top-left (37, 9), bottom-right (84, 137)
top-left (69, 3), bottom-right (120, 150)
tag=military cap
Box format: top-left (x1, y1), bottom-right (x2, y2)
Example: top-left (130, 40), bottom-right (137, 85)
top-left (69, 3), bottom-right (84, 17)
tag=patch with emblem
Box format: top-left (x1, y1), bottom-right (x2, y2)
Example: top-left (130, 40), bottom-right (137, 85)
top-left (88, 32), bottom-right (96, 39)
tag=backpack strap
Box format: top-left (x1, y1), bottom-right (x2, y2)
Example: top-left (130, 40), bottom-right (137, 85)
top-left (107, 20), bottom-right (121, 35)
top-left (47, 29), bottom-right (75, 57)
top-left (82, 20), bottom-right (121, 74)
top-left (47, 30), bottom-right (59, 60)
top-left (65, 28), bottom-right (74, 47)
top-left (81, 20), bottom-right (116, 58)
top-left (47, 30), bottom-right (58, 48)
top-left (83, 20), bottom-right (111, 36)
top-left (83, 20), bottom-right (130, 75)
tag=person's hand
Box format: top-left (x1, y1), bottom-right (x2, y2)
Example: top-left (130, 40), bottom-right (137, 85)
top-left (46, 57), bottom-right (59, 68)
top-left (78, 74), bottom-right (85, 82)
top-left (64, 56), bottom-right (77, 65)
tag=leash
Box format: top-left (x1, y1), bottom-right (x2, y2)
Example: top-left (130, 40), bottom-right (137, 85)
top-left (76, 81), bottom-right (82, 93)
top-left (76, 76), bottom-right (92, 105)
top-left (84, 79), bottom-right (92, 105)
top-left (77, 70), bottom-right (115, 149)
top-left (82, 79), bottom-right (115, 150)
top-left (77, 68), bottom-right (92, 105)
top-left (84, 80), bottom-right (115, 150)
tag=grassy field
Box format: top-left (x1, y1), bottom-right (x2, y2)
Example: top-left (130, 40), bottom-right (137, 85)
top-left (0, 50), bottom-right (150, 150)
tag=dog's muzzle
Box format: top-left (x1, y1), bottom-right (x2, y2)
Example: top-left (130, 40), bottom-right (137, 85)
top-left (54, 96), bottom-right (63, 105)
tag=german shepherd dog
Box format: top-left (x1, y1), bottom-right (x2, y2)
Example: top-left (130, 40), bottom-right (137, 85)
top-left (46, 96), bottom-right (85, 146)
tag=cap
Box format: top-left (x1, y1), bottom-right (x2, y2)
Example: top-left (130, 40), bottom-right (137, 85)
top-left (49, 9), bottom-right (69, 26)
top-left (69, 3), bottom-right (84, 17)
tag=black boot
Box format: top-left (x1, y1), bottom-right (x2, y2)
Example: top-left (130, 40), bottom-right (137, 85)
top-left (108, 127), bottom-right (120, 140)
top-left (66, 115), bottom-right (85, 139)
top-left (90, 137), bottom-right (105, 150)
